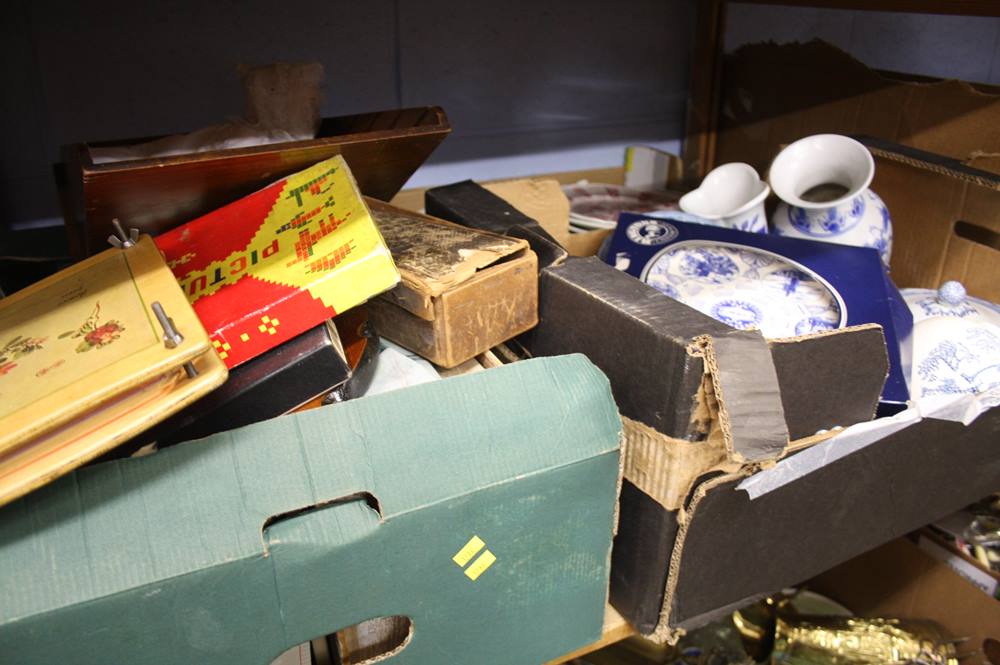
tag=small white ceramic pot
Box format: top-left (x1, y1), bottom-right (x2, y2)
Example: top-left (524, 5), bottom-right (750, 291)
top-left (679, 163), bottom-right (769, 233)
top-left (902, 281), bottom-right (1000, 398)
top-left (769, 134), bottom-right (892, 265)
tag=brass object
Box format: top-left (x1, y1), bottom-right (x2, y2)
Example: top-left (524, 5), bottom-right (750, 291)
top-left (734, 595), bottom-right (961, 664)
top-left (770, 615), bottom-right (959, 664)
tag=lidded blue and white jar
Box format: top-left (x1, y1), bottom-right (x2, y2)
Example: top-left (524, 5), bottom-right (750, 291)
top-left (902, 281), bottom-right (1000, 398)
top-left (769, 134), bottom-right (893, 265)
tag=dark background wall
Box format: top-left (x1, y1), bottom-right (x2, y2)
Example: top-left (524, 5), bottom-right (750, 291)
top-left (2, 1), bottom-right (998, 232)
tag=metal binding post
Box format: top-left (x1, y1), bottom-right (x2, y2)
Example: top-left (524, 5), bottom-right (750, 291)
top-left (108, 218), bottom-right (140, 249)
top-left (151, 301), bottom-right (198, 378)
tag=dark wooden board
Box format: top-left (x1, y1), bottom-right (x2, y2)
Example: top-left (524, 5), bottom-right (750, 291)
top-left (61, 107), bottom-right (450, 256)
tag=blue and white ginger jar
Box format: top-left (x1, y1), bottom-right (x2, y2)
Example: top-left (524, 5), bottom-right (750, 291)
top-left (902, 281), bottom-right (1000, 398)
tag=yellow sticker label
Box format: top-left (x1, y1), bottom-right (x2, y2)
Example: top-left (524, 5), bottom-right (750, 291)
top-left (464, 550), bottom-right (497, 581)
top-left (452, 535), bottom-right (485, 567)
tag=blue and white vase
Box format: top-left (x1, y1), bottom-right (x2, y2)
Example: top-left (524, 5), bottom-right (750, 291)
top-left (769, 134), bottom-right (893, 265)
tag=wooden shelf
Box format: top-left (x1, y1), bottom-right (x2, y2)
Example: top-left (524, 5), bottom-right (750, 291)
top-left (548, 604), bottom-right (636, 664)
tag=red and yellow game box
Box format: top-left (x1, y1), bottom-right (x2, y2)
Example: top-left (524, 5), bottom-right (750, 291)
top-left (155, 156), bottom-right (399, 369)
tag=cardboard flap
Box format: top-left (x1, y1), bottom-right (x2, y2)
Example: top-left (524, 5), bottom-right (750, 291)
top-left (695, 332), bottom-right (789, 463)
top-left (483, 178), bottom-right (572, 247)
top-left (0, 354), bottom-right (621, 628)
top-left (769, 324), bottom-right (888, 439)
top-left (367, 198), bottom-right (528, 320)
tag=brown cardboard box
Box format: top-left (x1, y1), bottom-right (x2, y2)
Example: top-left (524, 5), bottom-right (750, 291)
top-left (862, 137), bottom-right (1000, 302)
top-left (366, 199), bottom-right (538, 368)
top-left (812, 538), bottom-right (1000, 665)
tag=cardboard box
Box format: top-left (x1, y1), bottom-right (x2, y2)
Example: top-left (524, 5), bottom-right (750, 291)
top-left (366, 198), bottom-right (539, 368)
top-left (60, 107), bottom-right (450, 257)
top-left (811, 538), bottom-right (1000, 665)
top-left (0, 354), bottom-right (622, 665)
top-left (155, 156), bottom-right (399, 370)
top-left (515, 256), bottom-right (899, 638)
top-left (596, 42), bottom-right (1000, 642)
top-left (603, 212), bottom-right (913, 405)
top-left (709, 40), bottom-right (1000, 184)
top-left (860, 136), bottom-right (1000, 303)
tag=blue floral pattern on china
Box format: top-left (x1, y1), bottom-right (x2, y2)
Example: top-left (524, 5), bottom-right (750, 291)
top-left (735, 214), bottom-right (766, 234)
top-left (914, 297), bottom-right (978, 319)
top-left (678, 248), bottom-right (739, 284)
top-left (917, 326), bottom-right (1000, 396)
top-left (646, 210), bottom-right (767, 234)
top-left (788, 195), bottom-right (865, 237)
top-left (794, 317), bottom-right (838, 335)
top-left (773, 189), bottom-right (892, 265)
top-left (641, 241), bottom-right (844, 338)
top-left (711, 300), bottom-right (763, 329)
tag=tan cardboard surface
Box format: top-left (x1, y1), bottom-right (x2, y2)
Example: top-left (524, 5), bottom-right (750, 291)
top-left (865, 141), bottom-right (1000, 302)
top-left (483, 178), bottom-right (572, 246)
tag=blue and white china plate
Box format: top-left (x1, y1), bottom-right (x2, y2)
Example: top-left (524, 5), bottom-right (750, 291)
top-left (640, 240), bottom-right (845, 338)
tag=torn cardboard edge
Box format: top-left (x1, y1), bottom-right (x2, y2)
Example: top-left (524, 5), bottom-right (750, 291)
top-left (639, 399), bottom-right (1000, 644)
top-left (618, 324), bottom-right (884, 514)
top-left (692, 333), bottom-right (788, 464)
top-left (619, 328), bottom-right (788, 514)
top-left (366, 197), bottom-right (530, 319)
top-left (649, 471), bottom-right (751, 645)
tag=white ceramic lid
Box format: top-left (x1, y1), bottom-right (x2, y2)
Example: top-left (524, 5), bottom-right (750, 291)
top-left (904, 282), bottom-right (1000, 398)
top-left (902, 281), bottom-right (1000, 327)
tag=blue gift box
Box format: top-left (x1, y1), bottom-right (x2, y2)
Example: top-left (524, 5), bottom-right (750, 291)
top-left (602, 212), bottom-right (913, 405)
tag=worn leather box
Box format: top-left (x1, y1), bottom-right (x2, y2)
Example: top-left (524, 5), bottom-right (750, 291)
top-left (366, 199), bottom-right (538, 368)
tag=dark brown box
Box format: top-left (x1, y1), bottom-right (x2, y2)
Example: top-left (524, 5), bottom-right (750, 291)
top-left (60, 107), bottom-right (450, 256)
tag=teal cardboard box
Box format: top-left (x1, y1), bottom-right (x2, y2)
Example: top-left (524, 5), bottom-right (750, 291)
top-left (0, 355), bottom-right (622, 665)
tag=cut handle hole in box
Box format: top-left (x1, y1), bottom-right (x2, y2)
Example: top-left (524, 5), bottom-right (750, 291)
top-left (274, 616), bottom-right (413, 665)
top-left (954, 220), bottom-right (1000, 252)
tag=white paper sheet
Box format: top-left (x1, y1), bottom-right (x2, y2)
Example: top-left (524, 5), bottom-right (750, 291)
top-left (737, 387), bottom-right (999, 500)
